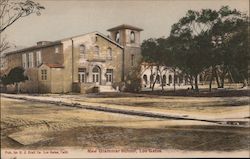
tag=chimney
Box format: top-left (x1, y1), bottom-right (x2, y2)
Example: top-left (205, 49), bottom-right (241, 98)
top-left (37, 41), bottom-right (51, 46)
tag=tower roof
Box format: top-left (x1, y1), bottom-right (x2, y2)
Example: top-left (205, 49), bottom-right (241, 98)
top-left (107, 24), bottom-right (143, 31)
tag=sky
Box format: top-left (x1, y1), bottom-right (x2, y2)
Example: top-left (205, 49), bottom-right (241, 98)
top-left (3, 0), bottom-right (249, 47)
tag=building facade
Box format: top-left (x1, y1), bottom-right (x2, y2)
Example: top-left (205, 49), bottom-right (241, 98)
top-left (2, 24), bottom-right (143, 93)
top-left (140, 64), bottom-right (200, 90)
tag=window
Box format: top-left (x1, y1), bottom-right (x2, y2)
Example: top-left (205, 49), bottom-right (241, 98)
top-left (78, 68), bottom-right (86, 83)
top-left (174, 75), bottom-right (178, 83)
top-left (95, 36), bottom-right (98, 42)
top-left (179, 75), bottom-right (183, 84)
top-left (94, 46), bottom-right (99, 55)
top-left (169, 75), bottom-right (172, 84)
top-left (41, 69), bottom-right (47, 80)
top-left (143, 75), bottom-right (148, 85)
top-left (28, 53), bottom-right (34, 68)
top-left (107, 47), bottom-right (112, 60)
top-left (115, 32), bottom-right (120, 43)
top-left (130, 31), bottom-right (135, 43)
top-left (162, 75), bottom-right (166, 85)
top-left (79, 44), bottom-right (85, 54)
top-left (22, 54), bottom-right (27, 69)
top-left (55, 47), bottom-right (59, 53)
top-left (106, 69), bottom-right (113, 83)
top-left (150, 75), bottom-right (154, 83)
top-left (131, 54), bottom-right (135, 66)
top-left (36, 51), bottom-right (42, 66)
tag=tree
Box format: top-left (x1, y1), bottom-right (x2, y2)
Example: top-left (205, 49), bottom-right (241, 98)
top-left (124, 64), bottom-right (142, 92)
top-left (0, 0), bottom-right (44, 33)
top-left (141, 37), bottom-right (171, 91)
top-left (209, 6), bottom-right (247, 88)
top-left (170, 6), bottom-right (246, 91)
top-left (1, 66), bottom-right (28, 93)
top-left (0, 0), bottom-right (44, 53)
top-left (224, 17), bottom-right (249, 87)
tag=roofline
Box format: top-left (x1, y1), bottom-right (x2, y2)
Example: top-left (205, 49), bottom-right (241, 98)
top-left (39, 63), bottom-right (64, 68)
top-left (60, 31), bottom-right (124, 49)
top-left (107, 24), bottom-right (143, 31)
top-left (95, 32), bottom-right (124, 49)
top-left (60, 31), bottom-right (98, 41)
top-left (5, 30), bottom-right (124, 56)
top-left (5, 41), bottom-right (62, 56)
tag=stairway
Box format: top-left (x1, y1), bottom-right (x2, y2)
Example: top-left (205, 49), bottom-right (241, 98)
top-left (98, 85), bottom-right (119, 93)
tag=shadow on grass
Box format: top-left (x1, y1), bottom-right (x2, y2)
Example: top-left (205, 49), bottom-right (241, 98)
top-left (3, 125), bottom-right (249, 151)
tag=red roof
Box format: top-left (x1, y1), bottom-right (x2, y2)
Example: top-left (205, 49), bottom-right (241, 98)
top-left (44, 63), bottom-right (64, 68)
top-left (107, 24), bottom-right (143, 31)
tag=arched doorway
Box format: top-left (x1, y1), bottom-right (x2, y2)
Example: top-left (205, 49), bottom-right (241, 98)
top-left (92, 66), bottom-right (101, 85)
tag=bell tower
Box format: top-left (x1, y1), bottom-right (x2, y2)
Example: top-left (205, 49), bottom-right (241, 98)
top-left (107, 24), bottom-right (143, 47)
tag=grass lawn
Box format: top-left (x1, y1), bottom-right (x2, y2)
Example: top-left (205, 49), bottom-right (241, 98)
top-left (1, 97), bottom-right (249, 151)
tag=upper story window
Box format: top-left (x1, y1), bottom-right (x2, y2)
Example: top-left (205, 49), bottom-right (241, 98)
top-left (130, 31), bottom-right (135, 43)
top-left (36, 51), bottom-right (42, 66)
top-left (131, 54), bottom-right (135, 66)
top-left (95, 36), bottom-right (98, 42)
top-left (55, 47), bottom-right (59, 53)
top-left (107, 47), bottom-right (112, 60)
top-left (115, 32), bottom-right (120, 43)
top-left (28, 52), bottom-right (34, 68)
top-left (94, 46), bottom-right (99, 55)
top-left (22, 54), bottom-right (27, 69)
top-left (79, 44), bottom-right (86, 54)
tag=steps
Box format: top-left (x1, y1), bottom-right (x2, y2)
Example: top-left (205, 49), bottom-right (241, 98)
top-left (98, 85), bottom-right (119, 93)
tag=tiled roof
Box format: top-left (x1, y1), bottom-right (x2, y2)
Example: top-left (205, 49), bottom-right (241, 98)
top-left (107, 24), bottom-right (143, 31)
top-left (44, 63), bottom-right (64, 68)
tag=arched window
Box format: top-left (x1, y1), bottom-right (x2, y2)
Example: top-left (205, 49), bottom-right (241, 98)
top-left (199, 75), bottom-right (203, 82)
top-left (107, 47), bottom-right (112, 60)
top-left (150, 75), bottom-right (154, 83)
top-left (162, 75), bottom-right (166, 85)
top-left (174, 75), bottom-right (178, 83)
top-left (94, 46), bottom-right (99, 55)
top-left (156, 75), bottom-right (160, 84)
top-left (185, 76), bottom-right (189, 85)
top-left (79, 44), bottom-right (85, 54)
top-left (179, 75), bottom-right (183, 84)
top-left (115, 32), bottom-right (120, 43)
top-left (143, 74), bottom-right (148, 85)
top-left (130, 31), bottom-right (135, 43)
top-left (92, 66), bottom-right (100, 73)
top-left (169, 75), bottom-right (172, 84)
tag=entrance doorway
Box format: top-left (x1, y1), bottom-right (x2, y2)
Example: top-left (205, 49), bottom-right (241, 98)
top-left (92, 66), bottom-right (101, 85)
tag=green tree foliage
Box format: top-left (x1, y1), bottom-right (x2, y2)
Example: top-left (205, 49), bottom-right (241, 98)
top-left (1, 66), bottom-right (28, 93)
top-left (141, 38), bottom-right (174, 91)
top-left (170, 6), bottom-right (247, 91)
top-left (224, 18), bottom-right (249, 87)
top-left (141, 6), bottom-right (248, 92)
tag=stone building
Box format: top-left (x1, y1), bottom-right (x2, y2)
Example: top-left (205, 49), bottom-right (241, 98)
top-left (2, 24), bottom-right (143, 93)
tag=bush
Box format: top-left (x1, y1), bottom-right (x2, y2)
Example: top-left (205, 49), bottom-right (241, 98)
top-left (124, 70), bottom-right (142, 92)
